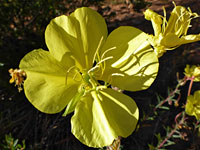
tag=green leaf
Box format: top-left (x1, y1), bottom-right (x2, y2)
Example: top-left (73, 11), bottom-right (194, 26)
top-left (155, 133), bottom-right (161, 141)
top-left (71, 88), bottom-right (139, 147)
top-left (159, 106), bottom-right (170, 110)
top-left (13, 139), bottom-right (18, 147)
top-left (148, 144), bottom-right (156, 150)
top-left (172, 134), bottom-right (181, 138)
top-left (163, 140), bottom-right (175, 146)
top-left (156, 94), bottom-right (161, 103)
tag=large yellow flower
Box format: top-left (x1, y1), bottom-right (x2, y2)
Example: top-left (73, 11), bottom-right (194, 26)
top-left (144, 3), bottom-right (200, 57)
top-left (19, 7), bottom-right (159, 147)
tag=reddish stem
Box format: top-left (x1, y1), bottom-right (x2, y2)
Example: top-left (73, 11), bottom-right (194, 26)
top-left (158, 112), bottom-right (185, 149)
top-left (154, 77), bottom-right (188, 112)
top-left (187, 76), bottom-right (195, 96)
top-left (158, 128), bottom-right (176, 149)
top-left (175, 111), bottom-right (183, 124)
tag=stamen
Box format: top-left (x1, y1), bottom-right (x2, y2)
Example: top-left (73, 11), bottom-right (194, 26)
top-left (97, 93), bottom-right (103, 101)
top-left (66, 66), bottom-right (82, 83)
top-left (73, 72), bottom-right (82, 82)
top-left (104, 72), bottom-right (125, 87)
top-left (88, 56), bottom-right (113, 76)
top-left (96, 85), bottom-right (107, 90)
top-left (97, 56), bottom-right (113, 66)
top-left (172, 1), bottom-right (176, 7)
top-left (89, 78), bottom-right (97, 88)
top-left (100, 47), bottom-right (116, 74)
top-left (93, 36), bottom-right (104, 63)
top-left (175, 9), bottom-right (199, 36)
top-left (100, 47), bottom-right (116, 60)
top-left (67, 65), bottom-right (79, 73)
top-left (87, 65), bottom-right (100, 74)
top-left (162, 6), bottom-right (167, 33)
top-left (175, 10), bottom-right (191, 37)
top-left (188, 7), bottom-right (192, 13)
top-left (175, 11), bottom-right (186, 31)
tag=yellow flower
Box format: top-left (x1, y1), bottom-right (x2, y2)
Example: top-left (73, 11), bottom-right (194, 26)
top-left (184, 64), bottom-right (200, 81)
top-left (144, 2), bottom-right (200, 57)
top-left (185, 90), bottom-right (200, 120)
top-left (19, 7), bottom-right (159, 147)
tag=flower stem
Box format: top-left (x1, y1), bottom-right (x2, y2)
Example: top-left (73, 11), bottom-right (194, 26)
top-left (187, 76), bottom-right (195, 96)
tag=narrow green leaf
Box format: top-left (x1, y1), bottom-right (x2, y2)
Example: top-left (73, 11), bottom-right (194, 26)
top-left (13, 139), bottom-right (18, 147)
top-left (159, 106), bottom-right (170, 110)
top-left (164, 140), bottom-right (175, 146)
top-left (172, 134), bottom-right (181, 138)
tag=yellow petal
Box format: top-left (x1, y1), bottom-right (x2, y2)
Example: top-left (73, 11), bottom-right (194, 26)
top-left (185, 97), bottom-right (195, 116)
top-left (179, 34), bottom-right (200, 45)
top-left (186, 90), bottom-right (200, 120)
top-left (71, 7), bottom-right (108, 69)
top-left (160, 33), bottom-right (180, 48)
top-left (71, 88), bottom-right (138, 147)
top-left (19, 49), bottom-right (80, 113)
top-left (45, 7), bottom-right (107, 70)
top-left (98, 26), bottom-right (159, 91)
top-left (144, 9), bottom-right (163, 36)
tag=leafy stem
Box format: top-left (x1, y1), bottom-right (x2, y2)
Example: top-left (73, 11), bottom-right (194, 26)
top-left (157, 111), bottom-right (186, 149)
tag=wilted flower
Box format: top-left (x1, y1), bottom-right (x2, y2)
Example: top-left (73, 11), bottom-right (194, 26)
top-left (184, 64), bottom-right (200, 81)
top-left (144, 2), bottom-right (200, 57)
top-left (185, 90), bottom-right (200, 120)
top-left (19, 7), bottom-right (158, 147)
top-left (9, 68), bottom-right (26, 92)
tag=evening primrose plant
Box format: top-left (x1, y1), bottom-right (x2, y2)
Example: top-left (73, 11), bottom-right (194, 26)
top-left (144, 2), bottom-right (200, 57)
top-left (17, 7), bottom-right (159, 148)
top-left (184, 65), bottom-right (200, 120)
top-left (185, 90), bottom-right (200, 120)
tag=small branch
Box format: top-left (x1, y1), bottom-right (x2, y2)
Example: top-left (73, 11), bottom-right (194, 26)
top-left (153, 77), bottom-right (187, 112)
top-left (154, 86), bottom-right (178, 112)
top-left (157, 112), bottom-right (185, 149)
top-left (158, 128), bottom-right (176, 149)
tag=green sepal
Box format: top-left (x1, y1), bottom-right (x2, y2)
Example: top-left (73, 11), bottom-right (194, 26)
top-left (62, 88), bottom-right (85, 116)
